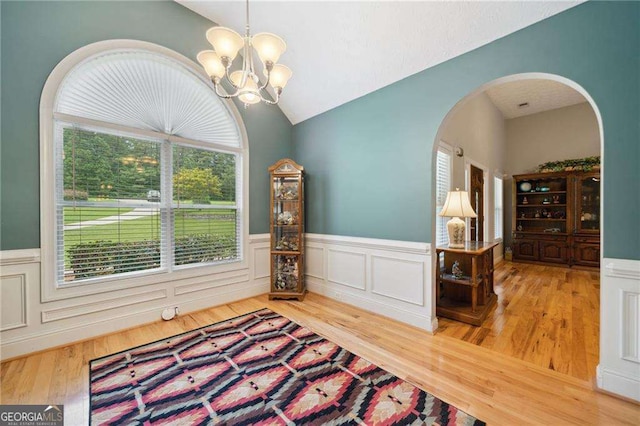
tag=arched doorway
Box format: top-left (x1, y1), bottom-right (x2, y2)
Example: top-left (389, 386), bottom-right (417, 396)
top-left (431, 72), bottom-right (603, 381)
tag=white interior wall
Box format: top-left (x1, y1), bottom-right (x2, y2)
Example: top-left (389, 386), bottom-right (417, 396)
top-left (437, 92), bottom-right (507, 257)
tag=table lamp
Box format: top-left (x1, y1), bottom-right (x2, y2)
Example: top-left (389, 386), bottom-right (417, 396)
top-left (439, 189), bottom-right (477, 248)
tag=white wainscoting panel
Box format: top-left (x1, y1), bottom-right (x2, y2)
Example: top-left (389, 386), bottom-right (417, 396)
top-left (306, 234), bottom-right (434, 331)
top-left (327, 249), bottom-right (366, 290)
top-left (371, 255), bottom-right (424, 306)
top-left (0, 265), bottom-right (31, 331)
top-left (598, 258), bottom-right (640, 402)
top-left (250, 234), bottom-right (271, 281)
top-left (0, 236), bottom-right (271, 360)
top-left (306, 246), bottom-right (324, 279)
top-left (622, 291), bottom-right (640, 363)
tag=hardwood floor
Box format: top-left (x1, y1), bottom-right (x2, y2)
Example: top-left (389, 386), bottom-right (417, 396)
top-left (437, 261), bottom-right (600, 382)
top-left (2, 292), bottom-right (638, 424)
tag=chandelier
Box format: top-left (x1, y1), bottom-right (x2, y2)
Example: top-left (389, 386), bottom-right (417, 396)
top-left (197, 0), bottom-right (292, 106)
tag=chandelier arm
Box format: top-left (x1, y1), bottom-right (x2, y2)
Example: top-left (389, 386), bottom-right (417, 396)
top-left (213, 81), bottom-right (240, 99)
top-left (222, 71), bottom-right (242, 90)
top-left (258, 88), bottom-right (280, 105)
top-left (258, 75), bottom-right (271, 91)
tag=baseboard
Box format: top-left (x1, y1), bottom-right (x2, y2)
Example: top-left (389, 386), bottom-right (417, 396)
top-left (596, 365), bottom-right (640, 402)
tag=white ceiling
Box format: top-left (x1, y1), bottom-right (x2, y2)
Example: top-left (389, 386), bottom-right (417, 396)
top-left (485, 79), bottom-right (587, 119)
top-left (178, 0), bottom-right (584, 125)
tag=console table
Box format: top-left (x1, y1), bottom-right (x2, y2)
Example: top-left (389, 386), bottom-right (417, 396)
top-left (435, 241), bottom-right (499, 326)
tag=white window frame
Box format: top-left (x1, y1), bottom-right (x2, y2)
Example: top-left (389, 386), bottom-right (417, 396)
top-left (494, 174), bottom-right (504, 241)
top-left (39, 40), bottom-right (249, 302)
top-left (435, 141), bottom-right (453, 247)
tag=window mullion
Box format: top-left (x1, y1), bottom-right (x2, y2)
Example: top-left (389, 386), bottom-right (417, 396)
top-left (162, 140), bottom-right (174, 270)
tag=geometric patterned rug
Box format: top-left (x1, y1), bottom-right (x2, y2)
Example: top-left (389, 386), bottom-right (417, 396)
top-left (90, 308), bottom-right (485, 425)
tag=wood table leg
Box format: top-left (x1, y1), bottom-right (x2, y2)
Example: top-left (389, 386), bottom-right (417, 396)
top-left (436, 250), bottom-right (441, 302)
top-left (471, 256), bottom-right (477, 312)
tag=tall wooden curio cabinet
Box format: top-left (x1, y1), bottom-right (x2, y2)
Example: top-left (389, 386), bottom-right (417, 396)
top-left (268, 159), bottom-right (305, 300)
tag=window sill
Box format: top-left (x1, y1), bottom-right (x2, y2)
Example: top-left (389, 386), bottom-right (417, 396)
top-left (43, 259), bottom-right (249, 302)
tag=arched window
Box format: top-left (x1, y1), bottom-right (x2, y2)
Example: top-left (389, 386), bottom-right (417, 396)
top-left (40, 41), bottom-right (248, 300)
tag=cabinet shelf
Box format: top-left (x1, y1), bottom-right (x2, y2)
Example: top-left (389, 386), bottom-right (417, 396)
top-left (517, 190), bottom-right (566, 195)
top-left (271, 250), bottom-right (301, 255)
top-left (518, 204), bottom-right (566, 207)
top-left (518, 218), bottom-right (566, 221)
top-left (439, 274), bottom-right (483, 287)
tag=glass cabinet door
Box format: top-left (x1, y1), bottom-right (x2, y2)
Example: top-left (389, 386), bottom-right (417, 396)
top-left (272, 177), bottom-right (301, 252)
top-left (576, 174), bottom-right (600, 233)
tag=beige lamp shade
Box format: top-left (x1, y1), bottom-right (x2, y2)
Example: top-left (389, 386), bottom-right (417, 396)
top-left (230, 71), bottom-right (261, 105)
top-left (197, 50), bottom-right (226, 79)
top-left (252, 32), bottom-right (287, 65)
top-left (265, 64), bottom-right (292, 89)
top-left (439, 190), bottom-right (477, 218)
top-left (206, 27), bottom-right (244, 61)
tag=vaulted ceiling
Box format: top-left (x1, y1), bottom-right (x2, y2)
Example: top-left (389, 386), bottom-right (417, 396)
top-left (178, 1), bottom-right (583, 124)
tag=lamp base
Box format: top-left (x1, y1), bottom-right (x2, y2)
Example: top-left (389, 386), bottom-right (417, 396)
top-left (446, 216), bottom-right (466, 248)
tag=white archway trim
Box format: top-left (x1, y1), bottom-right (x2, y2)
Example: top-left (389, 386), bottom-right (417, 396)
top-left (430, 71), bottom-right (614, 394)
top-left (39, 40), bottom-right (250, 302)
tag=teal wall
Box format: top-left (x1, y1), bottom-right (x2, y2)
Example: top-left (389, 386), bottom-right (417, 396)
top-left (0, 1), bottom-right (293, 250)
top-left (293, 1), bottom-right (640, 260)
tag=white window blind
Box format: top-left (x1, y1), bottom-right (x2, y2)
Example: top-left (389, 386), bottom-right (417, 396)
top-left (52, 50), bottom-right (243, 286)
top-left (494, 176), bottom-right (504, 240)
top-left (172, 145), bottom-right (240, 267)
top-left (436, 146), bottom-right (452, 247)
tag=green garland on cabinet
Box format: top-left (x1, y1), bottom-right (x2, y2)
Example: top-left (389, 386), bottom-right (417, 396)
top-left (537, 156), bottom-right (600, 173)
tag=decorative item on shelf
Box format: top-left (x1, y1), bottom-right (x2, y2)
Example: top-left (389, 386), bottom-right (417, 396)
top-left (552, 210), bottom-right (565, 219)
top-left (452, 261), bottom-right (464, 279)
top-left (275, 235), bottom-right (299, 251)
top-left (552, 195), bottom-right (560, 204)
top-left (535, 185), bottom-right (541, 192)
top-left (535, 210), bottom-right (541, 218)
top-left (276, 183), bottom-right (298, 200)
top-left (540, 187), bottom-right (550, 192)
top-left (544, 228), bottom-right (561, 233)
top-left (517, 223), bottom-right (523, 231)
top-left (520, 212), bottom-right (526, 219)
top-left (197, 0), bottom-right (292, 107)
top-left (542, 198), bottom-right (550, 204)
top-left (537, 156), bottom-right (600, 173)
top-left (522, 196), bottom-right (528, 204)
top-left (519, 182), bottom-right (532, 192)
top-left (438, 189), bottom-right (477, 249)
top-left (277, 211), bottom-right (295, 225)
top-left (541, 208), bottom-right (548, 218)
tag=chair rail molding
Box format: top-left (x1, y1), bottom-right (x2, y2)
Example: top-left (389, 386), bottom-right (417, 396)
top-left (304, 233), bottom-right (435, 331)
top-left (598, 257), bottom-right (640, 402)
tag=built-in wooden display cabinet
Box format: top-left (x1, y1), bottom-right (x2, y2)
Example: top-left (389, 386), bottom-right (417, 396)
top-left (268, 159), bottom-right (305, 300)
top-left (512, 170), bottom-right (600, 268)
